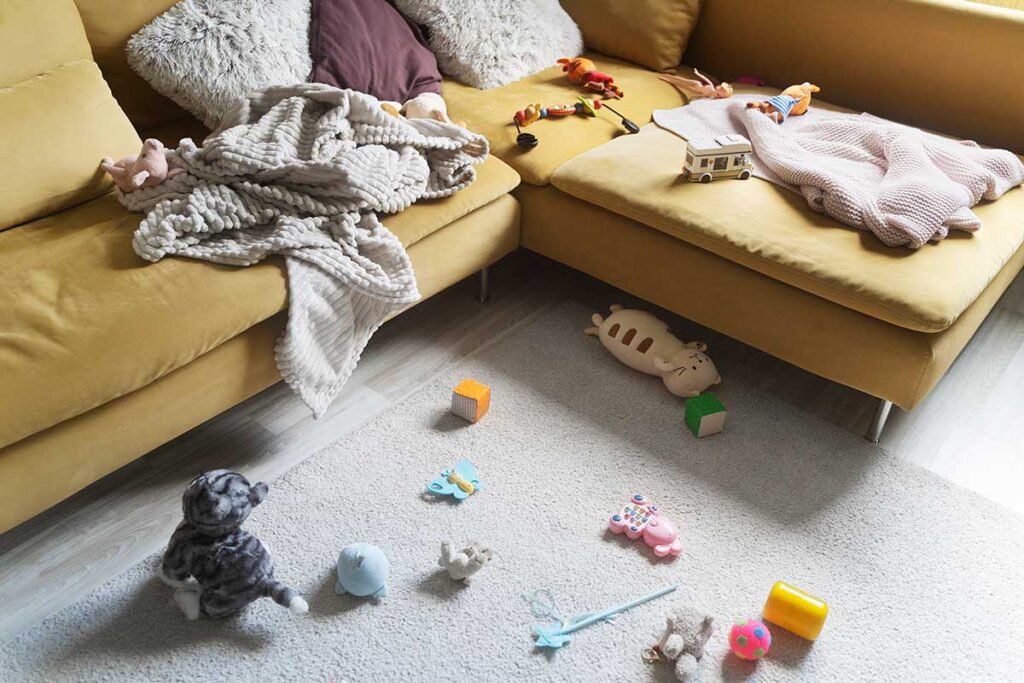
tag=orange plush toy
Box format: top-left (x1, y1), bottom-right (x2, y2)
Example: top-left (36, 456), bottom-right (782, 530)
top-left (557, 57), bottom-right (623, 98)
top-left (746, 82), bottom-right (821, 124)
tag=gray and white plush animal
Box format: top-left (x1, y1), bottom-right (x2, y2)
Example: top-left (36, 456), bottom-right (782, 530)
top-left (161, 470), bottom-right (308, 620)
top-left (439, 541), bottom-right (492, 583)
top-left (652, 606), bottom-right (716, 682)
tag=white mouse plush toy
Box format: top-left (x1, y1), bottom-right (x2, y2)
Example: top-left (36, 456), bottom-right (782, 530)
top-left (584, 305), bottom-right (721, 398)
top-left (439, 541), bottom-right (492, 583)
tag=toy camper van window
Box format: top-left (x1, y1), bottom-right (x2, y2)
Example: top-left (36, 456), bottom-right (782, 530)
top-left (686, 152), bottom-right (694, 166)
top-left (714, 157), bottom-right (728, 171)
top-left (700, 158), bottom-right (709, 168)
top-left (734, 154), bottom-right (746, 167)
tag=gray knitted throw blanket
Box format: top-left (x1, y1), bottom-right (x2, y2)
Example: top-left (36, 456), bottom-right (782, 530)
top-left (654, 96), bottom-right (1024, 248)
top-left (120, 85), bottom-right (488, 416)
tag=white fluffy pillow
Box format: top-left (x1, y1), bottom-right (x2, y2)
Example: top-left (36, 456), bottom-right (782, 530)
top-left (127, 0), bottom-right (312, 129)
top-left (394, 0), bottom-right (583, 89)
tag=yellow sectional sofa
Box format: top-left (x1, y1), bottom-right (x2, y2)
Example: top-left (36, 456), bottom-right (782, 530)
top-left (2, 0), bottom-right (1022, 533)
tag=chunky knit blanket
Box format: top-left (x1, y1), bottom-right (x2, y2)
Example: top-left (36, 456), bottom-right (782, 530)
top-left (654, 96), bottom-right (1024, 248)
top-left (120, 85), bottom-right (488, 416)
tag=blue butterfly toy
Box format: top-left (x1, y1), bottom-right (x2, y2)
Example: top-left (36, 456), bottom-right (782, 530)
top-left (426, 458), bottom-right (481, 500)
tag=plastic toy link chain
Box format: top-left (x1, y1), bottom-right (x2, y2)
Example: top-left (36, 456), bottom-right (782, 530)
top-left (513, 96), bottom-right (602, 127)
top-left (512, 96), bottom-right (640, 150)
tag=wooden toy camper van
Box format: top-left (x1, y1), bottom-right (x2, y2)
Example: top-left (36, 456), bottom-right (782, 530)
top-left (682, 134), bottom-right (753, 183)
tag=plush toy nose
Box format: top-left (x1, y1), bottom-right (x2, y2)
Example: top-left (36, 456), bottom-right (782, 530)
top-left (212, 494), bottom-right (231, 517)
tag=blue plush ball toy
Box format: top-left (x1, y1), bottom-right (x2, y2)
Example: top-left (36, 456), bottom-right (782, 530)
top-left (335, 543), bottom-right (389, 599)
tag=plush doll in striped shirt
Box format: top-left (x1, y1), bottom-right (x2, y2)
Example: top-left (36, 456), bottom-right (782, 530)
top-left (746, 82), bottom-right (821, 124)
top-left (161, 469), bottom-right (308, 620)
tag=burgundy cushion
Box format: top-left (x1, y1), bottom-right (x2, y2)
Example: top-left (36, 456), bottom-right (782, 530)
top-left (309, 0), bottom-right (442, 103)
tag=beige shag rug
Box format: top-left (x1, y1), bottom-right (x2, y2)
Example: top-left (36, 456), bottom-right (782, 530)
top-left (2, 301), bottom-right (1022, 682)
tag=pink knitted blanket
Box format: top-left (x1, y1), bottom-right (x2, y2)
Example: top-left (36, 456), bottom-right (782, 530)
top-left (654, 97), bottom-right (1024, 248)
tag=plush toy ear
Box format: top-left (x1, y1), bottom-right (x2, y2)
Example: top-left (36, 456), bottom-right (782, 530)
top-left (653, 357), bottom-right (674, 373)
top-left (250, 481), bottom-right (269, 506)
top-left (130, 170), bottom-right (150, 188)
top-left (686, 341), bottom-right (708, 352)
top-left (700, 615), bottom-right (716, 641)
top-left (712, 374), bottom-right (721, 385)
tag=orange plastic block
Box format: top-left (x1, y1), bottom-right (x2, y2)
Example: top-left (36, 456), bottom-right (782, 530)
top-left (451, 379), bottom-right (491, 423)
top-left (763, 581), bottom-right (829, 640)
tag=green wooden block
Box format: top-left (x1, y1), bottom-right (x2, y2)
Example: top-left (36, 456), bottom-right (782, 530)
top-left (685, 393), bottom-right (727, 437)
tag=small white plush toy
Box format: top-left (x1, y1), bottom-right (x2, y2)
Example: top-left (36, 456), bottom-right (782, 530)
top-left (403, 92), bottom-right (451, 122)
top-left (439, 541), bottom-right (492, 583)
top-left (649, 605), bottom-right (716, 682)
top-left (585, 305), bottom-right (721, 398)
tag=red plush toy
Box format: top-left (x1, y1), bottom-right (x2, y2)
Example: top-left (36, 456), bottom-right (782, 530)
top-left (557, 57), bottom-right (623, 99)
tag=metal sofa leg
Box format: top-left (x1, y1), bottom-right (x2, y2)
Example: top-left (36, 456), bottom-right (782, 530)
top-left (477, 266), bottom-right (490, 303)
top-left (865, 399), bottom-right (893, 444)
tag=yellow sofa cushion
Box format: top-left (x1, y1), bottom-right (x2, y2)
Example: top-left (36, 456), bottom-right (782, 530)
top-left (685, 0), bottom-right (1024, 154)
top-left (445, 53), bottom-right (686, 186)
top-left (0, 59), bottom-right (141, 232)
top-left (560, 0), bottom-right (702, 72)
top-left (0, 0), bottom-right (92, 87)
top-left (516, 183), bottom-right (1024, 411)
top-left (73, 0), bottom-right (189, 130)
top-left (0, 155), bottom-right (519, 448)
top-left (550, 123), bottom-right (1024, 334)
top-left (0, 0), bottom-right (140, 231)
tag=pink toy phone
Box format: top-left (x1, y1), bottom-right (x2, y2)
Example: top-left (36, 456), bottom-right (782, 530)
top-left (608, 494), bottom-right (682, 558)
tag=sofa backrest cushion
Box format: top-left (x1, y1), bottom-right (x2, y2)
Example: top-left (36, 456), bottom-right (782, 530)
top-left (0, 0), bottom-right (140, 231)
top-left (0, 0), bottom-right (92, 86)
top-left (685, 0), bottom-right (1024, 153)
top-left (560, 0), bottom-right (703, 72)
top-left (72, 0), bottom-right (189, 131)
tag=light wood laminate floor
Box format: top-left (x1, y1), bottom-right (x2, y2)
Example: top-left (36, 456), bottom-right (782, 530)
top-left (2, 251), bottom-right (1022, 643)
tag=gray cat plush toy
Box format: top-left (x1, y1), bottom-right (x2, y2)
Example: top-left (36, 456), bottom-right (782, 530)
top-left (161, 469), bottom-right (308, 620)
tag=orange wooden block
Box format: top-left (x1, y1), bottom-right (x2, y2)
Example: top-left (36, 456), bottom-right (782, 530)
top-left (451, 379), bottom-right (491, 423)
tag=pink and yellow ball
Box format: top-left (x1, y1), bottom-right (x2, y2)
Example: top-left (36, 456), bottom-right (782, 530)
top-left (729, 619), bottom-right (772, 660)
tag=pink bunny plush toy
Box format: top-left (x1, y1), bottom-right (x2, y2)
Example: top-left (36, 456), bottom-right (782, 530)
top-left (101, 138), bottom-right (181, 192)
